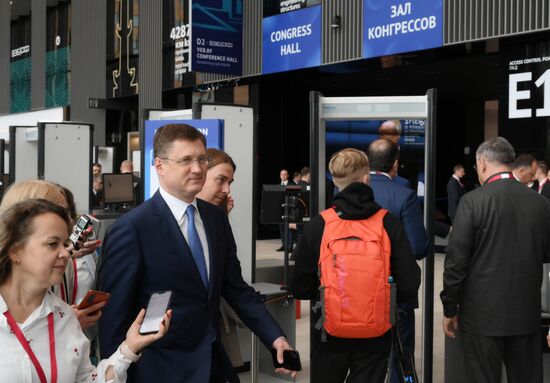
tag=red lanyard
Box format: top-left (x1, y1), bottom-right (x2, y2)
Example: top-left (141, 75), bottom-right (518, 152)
top-left (484, 172), bottom-right (513, 185)
top-left (3, 311), bottom-right (57, 383)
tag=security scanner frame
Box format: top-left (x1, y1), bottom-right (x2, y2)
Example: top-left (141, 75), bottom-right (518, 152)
top-left (309, 90), bottom-right (437, 382)
top-left (9, 125), bottom-right (39, 183)
top-left (38, 122), bottom-right (94, 213)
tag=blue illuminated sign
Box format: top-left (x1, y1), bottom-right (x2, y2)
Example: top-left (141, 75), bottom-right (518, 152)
top-left (143, 119), bottom-right (224, 200)
top-left (262, 5), bottom-right (321, 75)
top-left (192, 0), bottom-right (243, 76)
top-left (363, 0), bottom-right (443, 59)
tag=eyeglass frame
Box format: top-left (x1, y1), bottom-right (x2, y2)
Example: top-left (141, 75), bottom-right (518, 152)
top-left (159, 155), bottom-right (210, 167)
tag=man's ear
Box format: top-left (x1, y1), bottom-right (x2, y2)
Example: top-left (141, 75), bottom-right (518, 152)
top-left (393, 160), bottom-right (399, 174)
top-left (362, 172), bottom-right (370, 185)
top-left (154, 157), bottom-right (164, 176)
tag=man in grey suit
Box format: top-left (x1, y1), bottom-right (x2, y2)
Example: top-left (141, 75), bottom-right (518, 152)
top-left (441, 137), bottom-right (550, 383)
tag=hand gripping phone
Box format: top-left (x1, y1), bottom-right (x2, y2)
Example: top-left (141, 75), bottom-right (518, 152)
top-left (139, 291), bottom-right (173, 335)
top-left (69, 214), bottom-right (92, 250)
top-left (77, 290), bottom-right (111, 315)
top-left (270, 349), bottom-right (302, 371)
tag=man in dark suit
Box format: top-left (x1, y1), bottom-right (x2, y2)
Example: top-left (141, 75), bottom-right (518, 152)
top-left (441, 137), bottom-right (550, 383)
top-left (99, 124), bottom-right (296, 383)
top-left (447, 164), bottom-right (466, 222)
top-left (512, 153), bottom-right (537, 186)
top-left (536, 161), bottom-right (550, 200)
top-left (366, 139), bottom-right (428, 383)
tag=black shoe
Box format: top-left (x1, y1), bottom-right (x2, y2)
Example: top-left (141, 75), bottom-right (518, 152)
top-left (276, 246), bottom-right (285, 251)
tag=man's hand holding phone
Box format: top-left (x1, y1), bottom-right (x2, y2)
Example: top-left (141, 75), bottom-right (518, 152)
top-left (272, 336), bottom-right (300, 378)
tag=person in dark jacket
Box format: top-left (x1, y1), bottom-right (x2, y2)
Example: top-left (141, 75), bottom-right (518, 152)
top-left (291, 148), bottom-right (421, 383)
top-left (446, 164), bottom-right (466, 222)
top-left (366, 138), bottom-right (427, 383)
top-left (535, 161), bottom-right (550, 200)
top-left (441, 137), bottom-right (550, 383)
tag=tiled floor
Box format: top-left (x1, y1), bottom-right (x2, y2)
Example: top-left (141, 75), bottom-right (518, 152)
top-left (238, 239), bottom-right (447, 383)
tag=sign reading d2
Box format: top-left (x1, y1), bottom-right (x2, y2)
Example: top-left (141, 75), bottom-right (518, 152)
top-left (192, 0), bottom-right (243, 76)
top-left (262, 5), bottom-right (321, 75)
top-left (363, 0), bottom-right (443, 59)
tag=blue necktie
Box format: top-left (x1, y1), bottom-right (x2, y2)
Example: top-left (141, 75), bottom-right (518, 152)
top-left (185, 205), bottom-right (208, 288)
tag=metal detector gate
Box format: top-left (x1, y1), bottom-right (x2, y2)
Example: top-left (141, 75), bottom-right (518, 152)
top-left (309, 90), bottom-right (437, 382)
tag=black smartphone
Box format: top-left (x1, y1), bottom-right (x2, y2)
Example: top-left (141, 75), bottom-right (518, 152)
top-left (270, 349), bottom-right (302, 371)
top-left (139, 290), bottom-right (172, 335)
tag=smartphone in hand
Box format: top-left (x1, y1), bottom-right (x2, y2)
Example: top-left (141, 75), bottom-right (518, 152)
top-left (139, 291), bottom-right (173, 335)
top-left (271, 349), bottom-right (302, 371)
top-left (77, 290), bottom-right (111, 315)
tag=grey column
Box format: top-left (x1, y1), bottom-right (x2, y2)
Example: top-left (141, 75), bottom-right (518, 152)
top-left (0, 0), bottom-right (10, 114)
top-left (31, 0), bottom-right (46, 110)
top-left (71, 0), bottom-right (107, 146)
top-left (139, 0), bottom-right (163, 130)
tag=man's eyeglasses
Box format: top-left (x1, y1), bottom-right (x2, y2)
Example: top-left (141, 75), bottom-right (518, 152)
top-left (160, 155), bottom-right (210, 167)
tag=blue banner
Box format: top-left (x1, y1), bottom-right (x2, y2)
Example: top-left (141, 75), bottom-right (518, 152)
top-left (363, 0), bottom-right (442, 59)
top-left (143, 119), bottom-right (224, 200)
top-left (262, 5), bottom-right (321, 75)
top-left (191, 0), bottom-right (243, 76)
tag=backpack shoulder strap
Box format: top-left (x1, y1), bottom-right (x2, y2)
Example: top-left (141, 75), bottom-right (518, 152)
top-left (320, 207), bottom-right (340, 224)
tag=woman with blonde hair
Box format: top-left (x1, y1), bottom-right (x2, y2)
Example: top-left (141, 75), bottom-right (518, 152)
top-left (1, 180), bottom-right (102, 329)
top-left (0, 198), bottom-right (171, 381)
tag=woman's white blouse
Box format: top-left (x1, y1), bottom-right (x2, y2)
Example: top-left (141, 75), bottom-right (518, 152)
top-left (0, 291), bottom-right (139, 382)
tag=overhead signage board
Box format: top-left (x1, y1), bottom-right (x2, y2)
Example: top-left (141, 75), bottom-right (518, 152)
top-left (263, 0), bottom-right (321, 17)
top-left (363, 0), bottom-right (443, 59)
top-left (143, 119), bottom-right (224, 200)
top-left (262, 5), bottom-right (322, 75)
top-left (191, 0), bottom-right (243, 76)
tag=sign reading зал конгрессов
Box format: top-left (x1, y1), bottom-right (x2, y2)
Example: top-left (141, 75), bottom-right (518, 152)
top-left (363, 0), bottom-right (442, 59)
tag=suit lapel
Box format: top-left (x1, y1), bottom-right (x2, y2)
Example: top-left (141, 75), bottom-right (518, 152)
top-left (151, 192), bottom-right (208, 292)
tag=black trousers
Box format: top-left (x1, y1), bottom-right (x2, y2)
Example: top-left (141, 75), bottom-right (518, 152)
top-left (461, 331), bottom-right (542, 383)
top-left (311, 348), bottom-right (389, 383)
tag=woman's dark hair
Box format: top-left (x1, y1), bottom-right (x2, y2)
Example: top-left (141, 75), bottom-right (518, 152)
top-left (206, 148), bottom-right (236, 171)
top-left (0, 199), bottom-right (71, 284)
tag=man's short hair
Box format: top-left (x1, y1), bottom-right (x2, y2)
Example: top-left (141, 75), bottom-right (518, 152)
top-left (538, 161), bottom-right (549, 174)
top-left (329, 148), bottom-right (369, 189)
top-left (513, 153), bottom-right (537, 169)
top-left (475, 137), bottom-right (515, 166)
top-left (379, 120), bottom-right (402, 135)
top-left (453, 164), bottom-right (464, 172)
top-left (153, 124), bottom-right (206, 159)
top-left (92, 162), bottom-right (101, 168)
top-left (293, 171), bottom-right (301, 179)
top-left (366, 139), bottom-right (399, 173)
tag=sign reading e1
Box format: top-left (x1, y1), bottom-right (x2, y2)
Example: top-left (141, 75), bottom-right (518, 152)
top-left (508, 56), bottom-right (550, 119)
top-left (363, 0), bottom-right (442, 59)
top-left (262, 5), bottom-right (321, 75)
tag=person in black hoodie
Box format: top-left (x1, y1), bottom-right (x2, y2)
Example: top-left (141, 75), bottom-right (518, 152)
top-left (291, 148), bottom-right (421, 383)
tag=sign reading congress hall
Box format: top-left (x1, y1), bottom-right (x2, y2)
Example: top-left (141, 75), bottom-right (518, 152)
top-left (191, 0), bottom-right (243, 76)
top-left (363, 0), bottom-right (442, 59)
top-left (262, 5), bottom-right (321, 75)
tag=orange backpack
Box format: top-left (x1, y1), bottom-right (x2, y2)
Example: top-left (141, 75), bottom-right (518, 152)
top-left (317, 207), bottom-right (394, 340)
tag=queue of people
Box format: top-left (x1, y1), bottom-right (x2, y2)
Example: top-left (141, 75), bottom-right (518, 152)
top-left (1, 124), bottom-right (550, 383)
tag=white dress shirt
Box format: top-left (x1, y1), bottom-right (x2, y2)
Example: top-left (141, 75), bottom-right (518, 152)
top-left (0, 291), bottom-right (139, 382)
top-left (159, 187), bottom-right (210, 278)
top-left (75, 253), bottom-right (98, 304)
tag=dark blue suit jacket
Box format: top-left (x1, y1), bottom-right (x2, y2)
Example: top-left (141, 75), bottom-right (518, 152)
top-left (98, 191), bottom-right (284, 383)
top-left (369, 174), bottom-right (428, 260)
